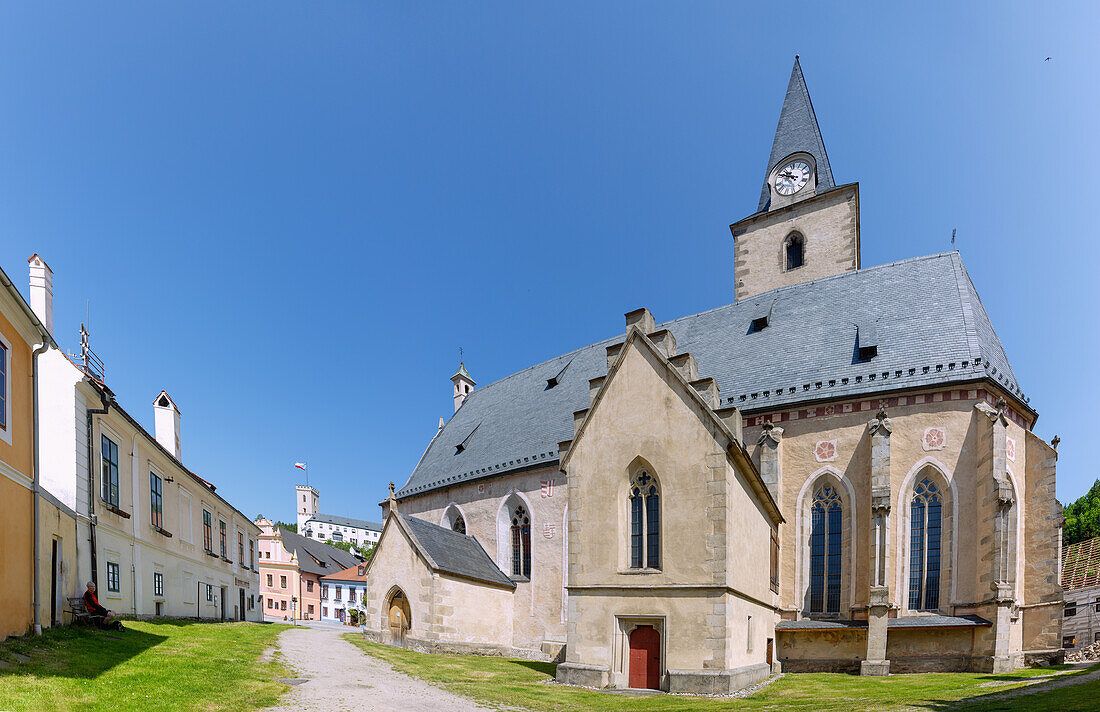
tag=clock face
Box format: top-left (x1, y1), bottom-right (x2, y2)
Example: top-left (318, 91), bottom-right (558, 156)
top-left (774, 160), bottom-right (811, 196)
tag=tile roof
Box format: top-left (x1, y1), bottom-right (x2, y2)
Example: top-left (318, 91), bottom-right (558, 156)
top-left (758, 57), bottom-right (835, 212)
top-left (775, 615), bottom-right (991, 630)
top-left (306, 513), bottom-right (381, 532)
top-left (321, 562), bottom-right (368, 583)
top-left (399, 514), bottom-right (515, 589)
top-left (277, 527), bottom-right (363, 577)
top-left (1062, 536), bottom-right (1100, 590)
top-left (396, 253), bottom-right (1024, 501)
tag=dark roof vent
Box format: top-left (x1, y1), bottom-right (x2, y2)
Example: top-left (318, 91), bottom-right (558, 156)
top-left (455, 422), bottom-right (481, 454)
top-left (856, 320), bottom-right (878, 361)
top-left (749, 300), bottom-right (775, 333)
top-left (546, 358), bottom-right (573, 389)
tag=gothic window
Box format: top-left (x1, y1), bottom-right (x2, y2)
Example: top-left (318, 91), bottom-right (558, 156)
top-left (511, 506), bottom-right (531, 578)
top-left (809, 484), bottom-right (842, 613)
top-left (629, 471), bottom-right (660, 569)
top-left (452, 516), bottom-right (466, 535)
top-left (785, 233), bottom-right (804, 271)
top-left (908, 478), bottom-right (942, 610)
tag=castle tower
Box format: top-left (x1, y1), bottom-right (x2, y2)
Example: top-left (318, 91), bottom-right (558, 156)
top-left (296, 484), bottom-right (319, 532)
top-left (731, 57), bottom-right (860, 302)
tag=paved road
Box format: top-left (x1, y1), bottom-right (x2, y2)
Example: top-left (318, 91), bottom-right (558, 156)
top-left (262, 623), bottom-right (494, 712)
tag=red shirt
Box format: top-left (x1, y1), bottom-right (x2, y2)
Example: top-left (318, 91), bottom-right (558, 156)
top-left (83, 589), bottom-right (107, 615)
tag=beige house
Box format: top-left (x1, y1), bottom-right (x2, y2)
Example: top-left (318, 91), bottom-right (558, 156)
top-left (363, 58), bottom-right (1063, 688)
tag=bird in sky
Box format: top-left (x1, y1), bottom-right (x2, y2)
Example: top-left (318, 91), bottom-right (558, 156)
top-left (1044, 56), bottom-right (1053, 62)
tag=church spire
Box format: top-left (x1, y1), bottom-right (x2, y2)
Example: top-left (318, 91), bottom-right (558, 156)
top-left (757, 56), bottom-right (835, 212)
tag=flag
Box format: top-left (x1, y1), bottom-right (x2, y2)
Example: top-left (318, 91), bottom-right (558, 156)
top-left (294, 463), bottom-right (307, 470)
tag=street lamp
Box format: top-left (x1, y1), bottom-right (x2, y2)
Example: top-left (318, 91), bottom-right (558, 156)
top-left (291, 596), bottom-right (297, 626)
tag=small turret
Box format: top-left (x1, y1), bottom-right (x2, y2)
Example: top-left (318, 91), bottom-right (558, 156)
top-left (451, 361), bottom-right (476, 413)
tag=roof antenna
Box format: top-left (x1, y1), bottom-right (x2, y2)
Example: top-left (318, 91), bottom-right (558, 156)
top-left (951, 228), bottom-right (956, 251)
top-left (459, 346), bottom-right (464, 365)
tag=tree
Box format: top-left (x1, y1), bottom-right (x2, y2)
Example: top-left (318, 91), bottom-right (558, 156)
top-left (274, 521), bottom-right (298, 534)
top-left (1062, 479), bottom-right (1100, 546)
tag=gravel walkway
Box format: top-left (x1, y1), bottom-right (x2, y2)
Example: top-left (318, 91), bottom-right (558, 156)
top-left (262, 624), bottom-right (494, 712)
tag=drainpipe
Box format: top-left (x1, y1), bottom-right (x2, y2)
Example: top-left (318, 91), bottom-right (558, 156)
top-left (86, 393), bottom-right (111, 588)
top-left (31, 337), bottom-right (51, 635)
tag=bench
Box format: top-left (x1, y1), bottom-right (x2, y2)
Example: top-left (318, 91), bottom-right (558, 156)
top-left (67, 597), bottom-right (107, 627)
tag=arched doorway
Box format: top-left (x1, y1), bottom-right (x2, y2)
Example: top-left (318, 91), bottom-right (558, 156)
top-left (387, 589), bottom-right (411, 647)
top-left (628, 625), bottom-right (661, 689)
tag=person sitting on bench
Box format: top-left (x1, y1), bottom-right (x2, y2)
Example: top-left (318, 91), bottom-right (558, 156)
top-left (83, 581), bottom-right (119, 627)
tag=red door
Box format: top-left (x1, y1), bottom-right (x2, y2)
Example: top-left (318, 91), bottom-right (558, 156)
top-left (628, 626), bottom-right (661, 689)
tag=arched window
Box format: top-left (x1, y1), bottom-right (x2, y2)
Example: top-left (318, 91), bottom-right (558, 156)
top-left (908, 478), bottom-right (942, 610)
top-left (785, 233), bottom-right (804, 270)
top-left (629, 471), bottom-right (660, 569)
top-left (511, 506), bottom-right (531, 578)
top-left (809, 484), bottom-right (842, 613)
top-left (452, 516), bottom-right (466, 535)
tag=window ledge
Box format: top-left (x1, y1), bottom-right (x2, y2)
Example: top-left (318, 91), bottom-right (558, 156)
top-left (102, 502), bottom-right (131, 519)
top-left (204, 550), bottom-right (219, 559)
top-left (152, 525), bottom-right (173, 538)
top-left (510, 576), bottom-right (530, 583)
top-left (221, 556), bottom-right (234, 563)
top-left (619, 568), bottom-right (662, 575)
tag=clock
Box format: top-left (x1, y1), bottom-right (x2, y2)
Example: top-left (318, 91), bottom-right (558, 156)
top-left (773, 159), bottom-right (811, 196)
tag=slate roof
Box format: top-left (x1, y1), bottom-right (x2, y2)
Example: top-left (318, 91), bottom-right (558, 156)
top-left (775, 615), bottom-right (991, 630)
top-left (399, 514), bottom-right (515, 589)
top-left (396, 252), bottom-right (1025, 501)
top-left (758, 57), bottom-right (835, 212)
top-left (277, 527), bottom-right (363, 576)
top-left (1062, 536), bottom-right (1100, 591)
top-left (306, 513), bottom-right (382, 532)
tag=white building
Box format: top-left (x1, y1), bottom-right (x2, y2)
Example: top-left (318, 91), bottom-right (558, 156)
top-left (319, 562), bottom-right (369, 625)
top-left (30, 255), bottom-right (262, 621)
top-left (296, 484), bottom-right (381, 547)
top-left (1062, 536), bottom-right (1100, 651)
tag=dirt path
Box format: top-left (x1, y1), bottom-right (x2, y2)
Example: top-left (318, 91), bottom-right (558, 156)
top-left (951, 663), bottom-right (1100, 706)
top-left (262, 624), bottom-right (495, 712)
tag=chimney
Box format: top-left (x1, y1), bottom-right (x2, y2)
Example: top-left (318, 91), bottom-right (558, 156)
top-left (451, 362), bottom-right (476, 413)
top-left (28, 254), bottom-right (53, 335)
top-left (153, 390), bottom-right (182, 460)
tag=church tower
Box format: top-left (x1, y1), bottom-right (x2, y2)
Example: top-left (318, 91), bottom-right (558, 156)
top-left (731, 57), bottom-right (860, 302)
top-left (296, 484), bottom-right (318, 532)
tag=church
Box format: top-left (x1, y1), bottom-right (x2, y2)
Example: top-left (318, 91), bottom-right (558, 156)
top-left (358, 59), bottom-right (1064, 692)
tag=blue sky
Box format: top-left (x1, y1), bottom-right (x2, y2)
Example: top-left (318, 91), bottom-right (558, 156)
top-left (2, 2), bottom-right (1096, 523)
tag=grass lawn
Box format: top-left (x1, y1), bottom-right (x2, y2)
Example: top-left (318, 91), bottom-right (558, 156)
top-left (346, 634), bottom-right (1100, 712)
top-left (0, 620), bottom-right (291, 712)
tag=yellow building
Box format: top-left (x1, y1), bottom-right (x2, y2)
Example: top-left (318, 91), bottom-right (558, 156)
top-left (0, 260), bottom-right (58, 639)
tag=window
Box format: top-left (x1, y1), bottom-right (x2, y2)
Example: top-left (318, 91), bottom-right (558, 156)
top-left (203, 510), bottom-right (213, 552)
top-left (785, 232), bottom-right (805, 270)
top-left (358, 566), bottom-right (366, 577)
top-left (280, 600), bottom-right (286, 611)
top-left (747, 615), bottom-right (754, 653)
top-left (629, 471), bottom-right (660, 569)
top-left (510, 505), bottom-right (532, 578)
top-left (101, 435), bottom-right (120, 507)
top-left (308, 604), bottom-right (314, 614)
top-left (908, 478), bottom-right (943, 611)
top-left (335, 586), bottom-right (342, 601)
top-left (769, 530), bottom-right (780, 593)
top-left (219, 520), bottom-right (227, 558)
top-left (322, 585), bottom-right (329, 599)
top-left (150, 472), bottom-right (163, 528)
top-left (323, 606), bottom-right (328, 617)
top-left (267, 598), bottom-right (273, 609)
top-left (280, 575), bottom-right (287, 589)
top-left (1095, 597), bottom-right (1100, 613)
top-left (206, 584), bottom-right (213, 602)
top-left (1065, 601), bottom-right (1077, 617)
top-left (0, 340), bottom-right (7, 431)
top-left (306, 580), bottom-right (314, 592)
top-left (266, 574), bottom-right (273, 587)
top-left (1063, 636), bottom-right (1076, 649)
top-left (348, 588), bottom-right (356, 603)
top-left (238, 531), bottom-right (245, 563)
top-left (106, 562), bottom-right (120, 592)
top-left (809, 484), bottom-right (842, 614)
top-left (153, 572), bottom-right (164, 597)
top-left (249, 539), bottom-right (255, 568)
top-left (452, 516), bottom-right (466, 535)
top-left (1095, 632), bottom-right (1100, 645)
